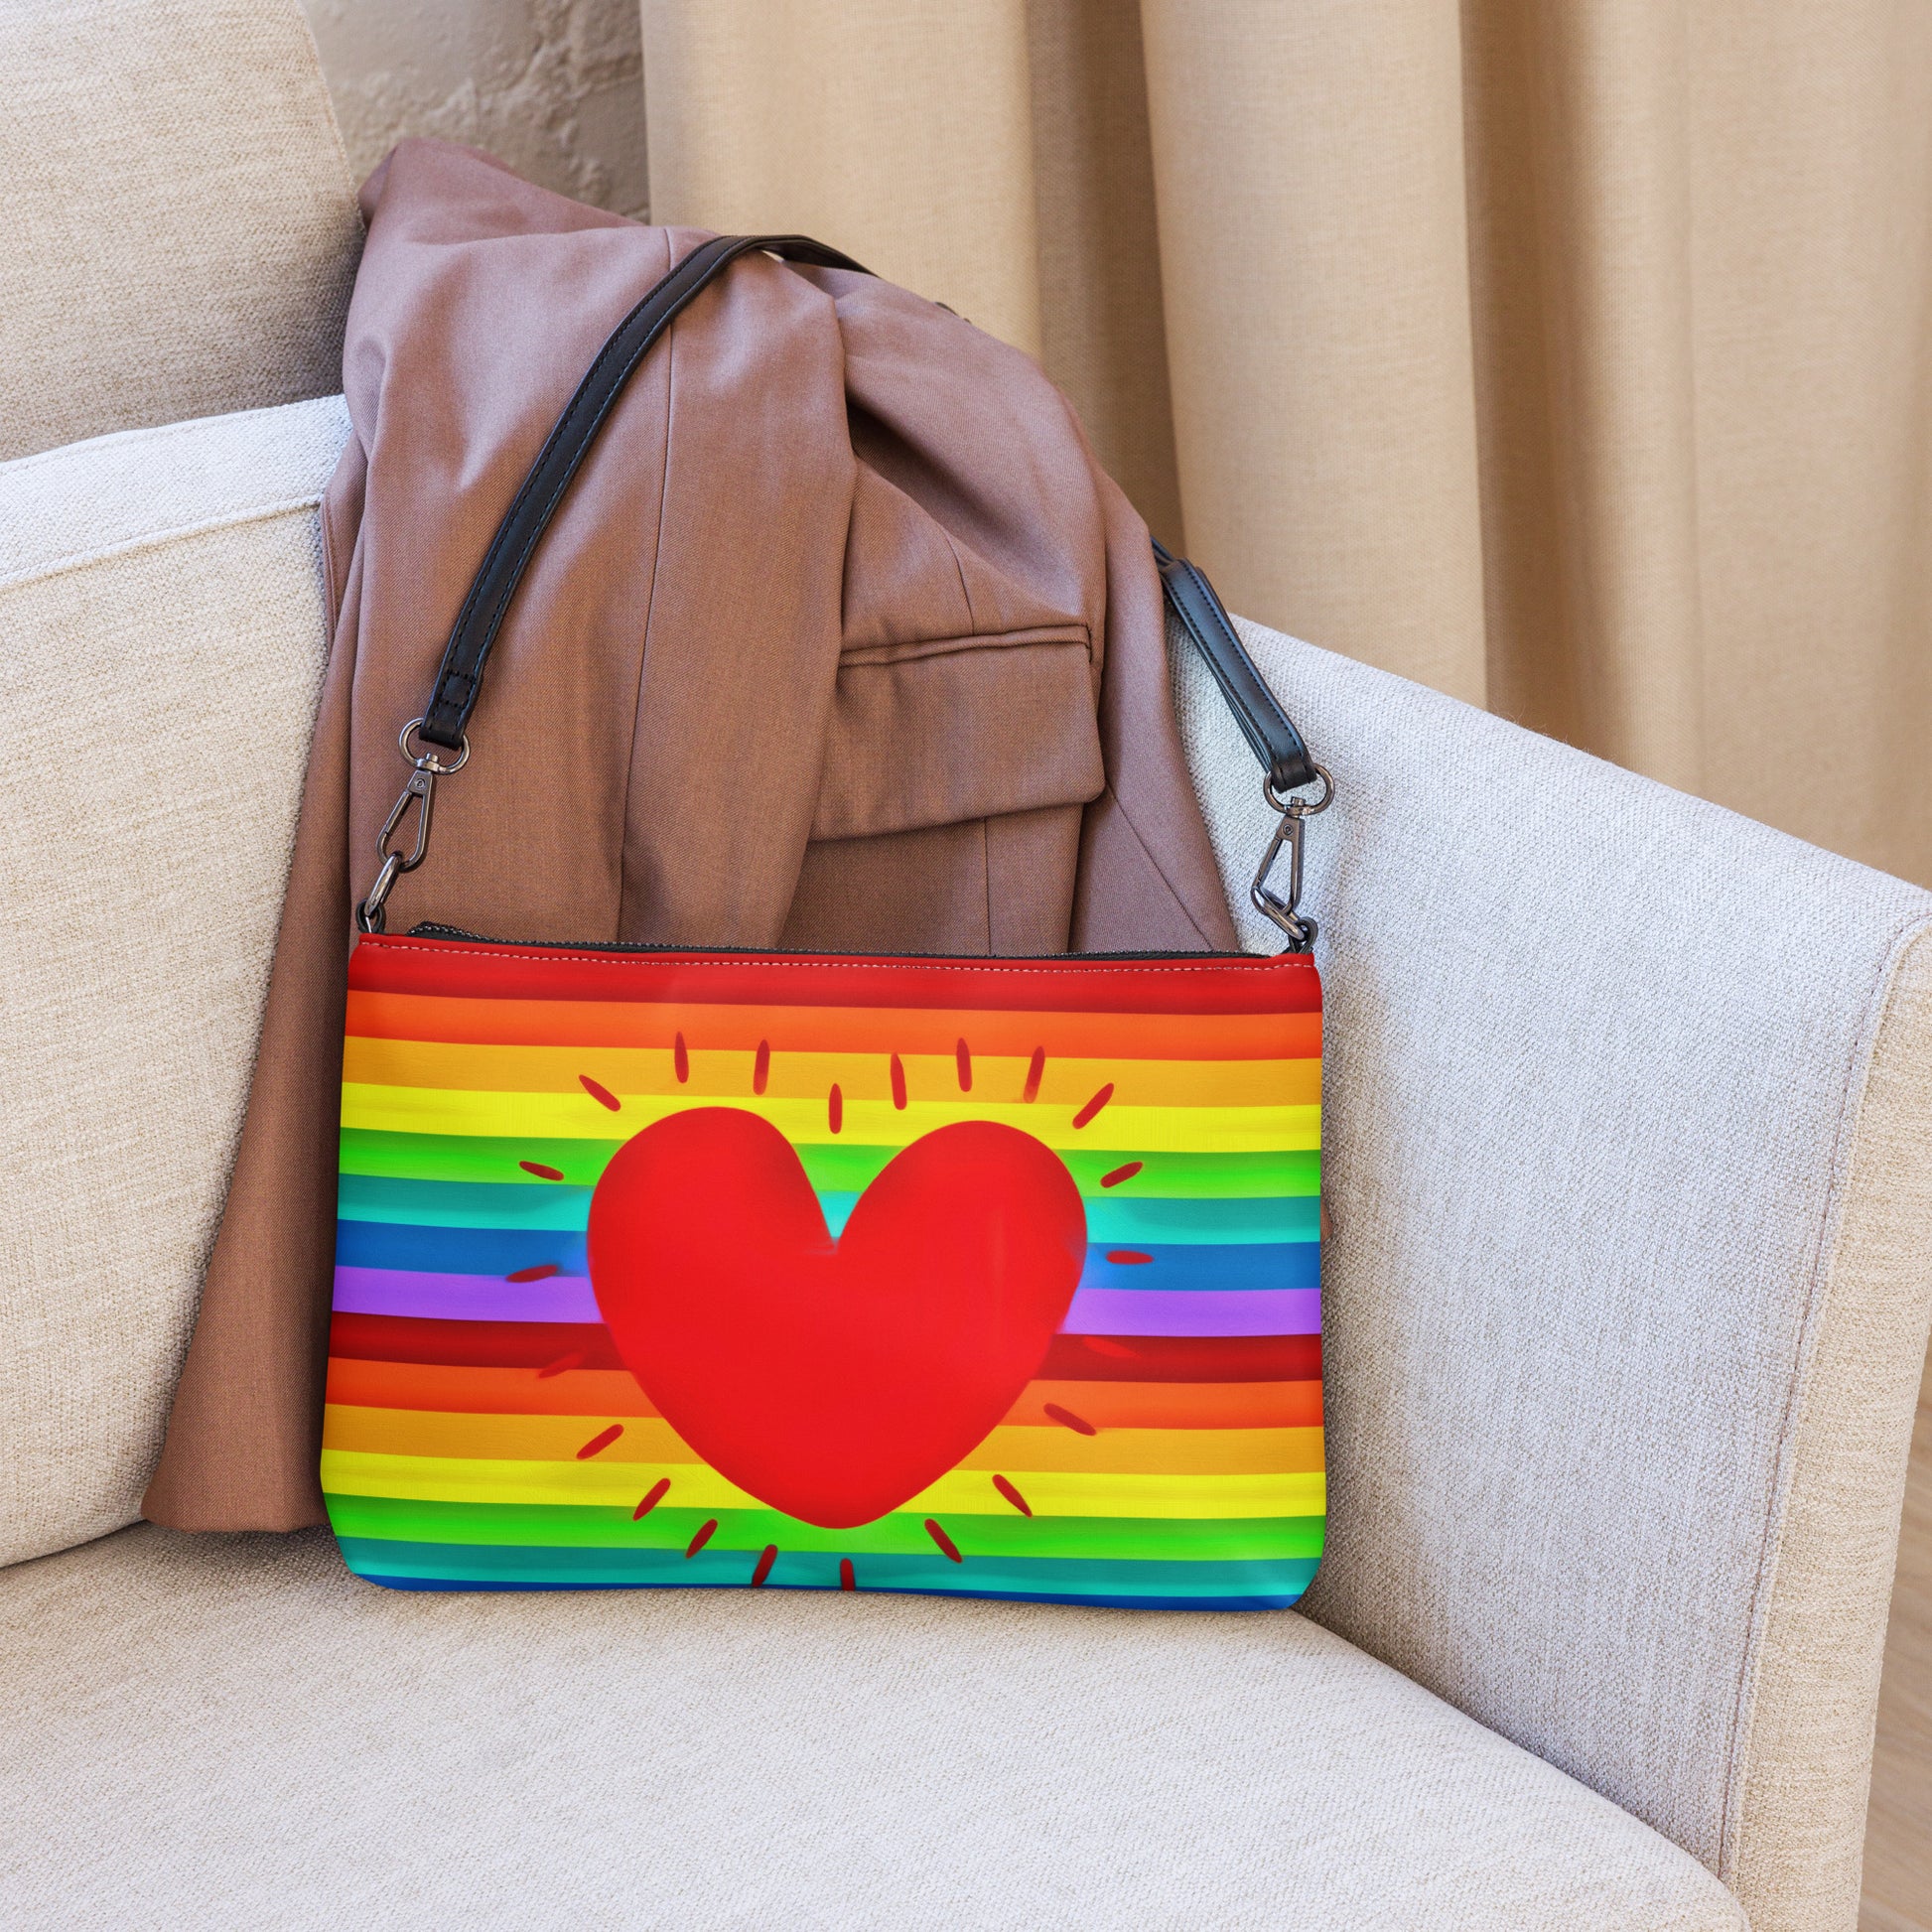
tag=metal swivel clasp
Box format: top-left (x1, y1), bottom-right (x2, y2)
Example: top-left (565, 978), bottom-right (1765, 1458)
top-left (1250, 764), bottom-right (1333, 952)
top-left (354, 718), bottom-right (470, 934)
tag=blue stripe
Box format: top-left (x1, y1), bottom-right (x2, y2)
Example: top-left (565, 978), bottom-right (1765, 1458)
top-left (350, 1578), bottom-right (1305, 1608)
top-left (335, 1219), bottom-right (1317, 1292)
top-left (337, 1220), bottom-right (587, 1276)
top-left (335, 1537), bottom-right (1319, 1601)
top-left (1079, 1243), bottom-right (1318, 1292)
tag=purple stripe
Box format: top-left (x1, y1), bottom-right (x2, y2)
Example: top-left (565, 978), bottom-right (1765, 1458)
top-left (1061, 1286), bottom-right (1320, 1337)
top-left (334, 1267), bottom-right (599, 1323)
top-left (334, 1268), bottom-right (1320, 1339)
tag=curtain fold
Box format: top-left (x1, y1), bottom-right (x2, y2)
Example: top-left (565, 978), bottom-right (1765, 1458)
top-left (639, 0), bottom-right (1043, 358)
top-left (639, 0), bottom-right (1931, 889)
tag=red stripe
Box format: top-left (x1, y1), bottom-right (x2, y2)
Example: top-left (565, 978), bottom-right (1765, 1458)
top-left (329, 1311), bottom-right (622, 1369)
top-left (1037, 1332), bottom-right (1322, 1384)
top-left (328, 1312), bottom-right (1323, 1385)
top-left (349, 934), bottom-right (1320, 1015)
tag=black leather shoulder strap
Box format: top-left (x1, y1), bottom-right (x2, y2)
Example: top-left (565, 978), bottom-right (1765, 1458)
top-left (1154, 540), bottom-right (1314, 793)
top-left (411, 232), bottom-right (1316, 797)
top-left (417, 233), bottom-right (869, 748)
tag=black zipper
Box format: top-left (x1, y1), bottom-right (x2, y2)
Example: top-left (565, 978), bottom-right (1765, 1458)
top-left (404, 921), bottom-right (1280, 963)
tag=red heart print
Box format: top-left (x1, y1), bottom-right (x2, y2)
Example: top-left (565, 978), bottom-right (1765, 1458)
top-left (587, 1108), bottom-right (1086, 1529)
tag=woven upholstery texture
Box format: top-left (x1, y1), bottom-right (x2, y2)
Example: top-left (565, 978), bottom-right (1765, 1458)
top-left (0, 1524), bottom-right (1746, 1931)
top-left (0, 0), bottom-right (361, 462)
top-left (0, 398), bottom-right (350, 1567)
top-left (1172, 616), bottom-right (1932, 1932)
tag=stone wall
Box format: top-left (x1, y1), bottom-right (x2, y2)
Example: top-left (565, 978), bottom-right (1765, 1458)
top-left (301, 0), bottom-right (647, 215)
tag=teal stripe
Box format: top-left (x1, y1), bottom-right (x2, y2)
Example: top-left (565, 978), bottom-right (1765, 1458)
top-left (336, 1536), bottom-right (1320, 1600)
top-left (340, 1174), bottom-right (592, 1230)
top-left (337, 1174), bottom-right (1319, 1244)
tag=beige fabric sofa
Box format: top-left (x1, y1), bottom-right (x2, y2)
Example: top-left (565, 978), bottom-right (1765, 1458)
top-left (3, 5), bottom-right (1928, 1928)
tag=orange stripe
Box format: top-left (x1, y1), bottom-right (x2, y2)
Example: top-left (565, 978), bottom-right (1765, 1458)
top-left (345, 991), bottom-right (1320, 1062)
top-left (327, 1357), bottom-right (1323, 1431)
top-left (320, 1403), bottom-right (1322, 1476)
top-left (340, 1037), bottom-right (1318, 1109)
top-left (327, 1358), bottom-right (659, 1417)
top-left (1011, 1378), bottom-right (1322, 1432)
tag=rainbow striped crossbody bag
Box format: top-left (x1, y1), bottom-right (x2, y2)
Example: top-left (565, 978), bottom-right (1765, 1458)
top-left (322, 236), bottom-right (1333, 1610)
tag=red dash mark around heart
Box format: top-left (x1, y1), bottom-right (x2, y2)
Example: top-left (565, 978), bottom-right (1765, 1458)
top-left (1071, 1084), bottom-right (1114, 1130)
top-left (519, 1161), bottom-right (564, 1180)
top-left (685, 1518), bottom-right (719, 1558)
top-left (956, 1038), bottom-right (972, 1091)
top-left (1100, 1161), bottom-right (1143, 1188)
top-left (579, 1074), bottom-right (621, 1111)
top-left (1042, 1403), bottom-right (1097, 1437)
top-left (924, 1519), bottom-right (964, 1563)
top-left (506, 1263), bottom-right (561, 1283)
top-left (577, 1423), bottom-right (624, 1459)
top-left (754, 1039), bottom-right (770, 1095)
top-left (535, 1351), bottom-right (584, 1380)
top-left (891, 1052), bottom-right (907, 1110)
top-left (839, 1559), bottom-right (856, 1590)
top-left (632, 1477), bottom-right (670, 1519)
top-left (1023, 1046), bottom-right (1045, 1103)
top-left (992, 1475), bottom-right (1034, 1517)
top-left (828, 1083), bottom-right (843, 1134)
top-left (752, 1544), bottom-right (778, 1587)
top-left (1107, 1250), bottom-right (1154, 1265)
top-left (673, 1033), bottom-right (689, 1083)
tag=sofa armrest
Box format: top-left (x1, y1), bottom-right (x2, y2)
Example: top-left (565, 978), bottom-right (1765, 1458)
top-left (1174, 616), bottom-right (1932, 1932)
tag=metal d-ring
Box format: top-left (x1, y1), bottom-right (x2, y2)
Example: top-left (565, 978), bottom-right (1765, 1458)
top-left (397, 717), bottom-right (470, 775)
top-left (1264, 763), bottom-right (1332, 818)
top-left (1250, 762), bottom-right (1333, 952)
top-left (355, 718), bottom-right (472, 933)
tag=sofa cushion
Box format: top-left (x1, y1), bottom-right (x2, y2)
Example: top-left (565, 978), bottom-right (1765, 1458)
top-left (0, 0), bottom-right (361, 462)
top-left (0, 396), bottom-right (350, 1568)
top-left (0, 1525), bottom-right (1744, 1930)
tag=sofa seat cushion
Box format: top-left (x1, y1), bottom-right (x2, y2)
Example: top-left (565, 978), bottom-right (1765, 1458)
top-left (2, 1526), bottom-right (1743, 1930)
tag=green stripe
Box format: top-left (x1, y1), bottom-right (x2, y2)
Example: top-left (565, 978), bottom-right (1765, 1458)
top-left (339, 1128), bottom-right (1319, 1197)
top-left (325, 1493), bottom-right (1325, 1563)
top-left (335, 1173), bottom-right (1320, 1244)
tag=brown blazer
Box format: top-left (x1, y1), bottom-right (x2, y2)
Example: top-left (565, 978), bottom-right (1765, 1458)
top-left (143, 141), bottom-right (1237, 1531)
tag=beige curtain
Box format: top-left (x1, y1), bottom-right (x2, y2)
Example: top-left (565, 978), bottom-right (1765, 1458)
top-left (640, 0), bottom-right (1931, 890)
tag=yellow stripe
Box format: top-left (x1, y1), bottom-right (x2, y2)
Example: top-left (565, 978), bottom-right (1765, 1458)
top-left (339, 1083), bottom-right (1319, 1154)
top-left (322, 1405), bottom-right (1321, 1475)
top-left (342, 1038), bottom-right (1319, 1110)
top-left (319, 1448), bottom-right (1326, 1520)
